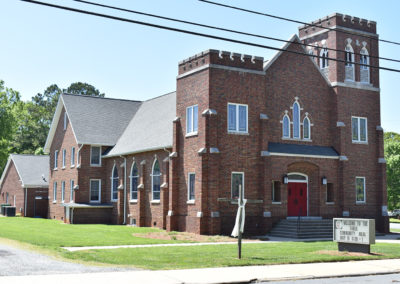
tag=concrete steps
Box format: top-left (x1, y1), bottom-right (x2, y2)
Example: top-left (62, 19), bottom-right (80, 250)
top-left (269, 218), bottom-right (333, 239)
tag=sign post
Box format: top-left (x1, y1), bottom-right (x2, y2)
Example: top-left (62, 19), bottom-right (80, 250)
top-left (231, 185), bottom-right (246, 259)
top-left (333, 218), bottom-right (375, 253)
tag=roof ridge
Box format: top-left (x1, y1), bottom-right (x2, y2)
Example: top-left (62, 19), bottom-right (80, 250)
top-left (143, 91), bottom-right (176, 103)
top-left (11, 154), bottom-right (48, 157)
top-left (62, 93), bottom-right (142, 103)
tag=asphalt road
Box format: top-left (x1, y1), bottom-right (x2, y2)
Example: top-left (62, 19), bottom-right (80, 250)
top-left (261, 273), bottom-right (400, 283)
top-left (0, 242), bottom-right (136, 276)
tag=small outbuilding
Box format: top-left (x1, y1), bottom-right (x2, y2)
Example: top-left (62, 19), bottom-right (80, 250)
top-left (0, 154), bottom-right (49, 218)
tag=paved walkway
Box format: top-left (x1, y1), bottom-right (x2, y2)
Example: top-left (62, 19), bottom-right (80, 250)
top-left (2, 258), bottom-right (400, 284)
top-left (63, 233), bottom-right (400, 252)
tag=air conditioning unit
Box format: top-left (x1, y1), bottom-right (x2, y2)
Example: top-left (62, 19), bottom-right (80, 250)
top-left (4, 206), bottom-right (16, 217)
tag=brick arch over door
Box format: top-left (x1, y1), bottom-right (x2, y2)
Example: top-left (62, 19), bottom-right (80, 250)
top-left (287, 161), bottom-right (321, 216)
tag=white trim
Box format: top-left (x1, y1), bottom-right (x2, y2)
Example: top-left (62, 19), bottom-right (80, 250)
top-left (129, 162), bottom-right (139, 201)
top-left (61, 181), bottom-right (65, 203)
top-left (292, 101), bottom-right (300, 139)
top-left (227, 103), bottom-right (248, 134)
top-left (355, 176), bottom-right (366, 204)
top-left (54, 150), bottom-right (59, 170)
top-left (111, 164), bottom-right (118, 202)
top-left (282, 114), bottom-right (291, 138)
top-left (319, 47), bottom-right (329, 69)
top-left (71, 147), bottom-right (75, 167)
top-left (231, 172), bottom-right (245, 199)
top-left (287, 172), bottom-right (309, 216)
top-left (187, 172), bottom-right (195, 201)
top-left (70, 179), bottom-right (74, 203)
top-left (269, 152), bottom-right (339, 159)
top-left (90, 145), bottom-right (102, 166)
top-left (62, 149), bottom-right (66, 169)
top-left (104, 145), bottom-right (172, 158)
top-left (89, 179), bottom-right (101, 203)
top-left (151, 158), bottom-right (162, 201)
top-left (331, 81), bottom-right (379, 92)
top-left (63, 111), bottom-right (67, 131)
top-left (303, 116), bottom-right (311, 140)
top-left (351, 116), bottom-right (368, 143)
top-left (299, 25), bottom-right (379, 41)
top-left (53, 181), bottom-right (57, 203)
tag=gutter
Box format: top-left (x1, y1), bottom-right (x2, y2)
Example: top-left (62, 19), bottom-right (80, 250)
top-left (77, 144), bottom-right (84, 167)
top-left (120, 155), bottom-right (127, 225)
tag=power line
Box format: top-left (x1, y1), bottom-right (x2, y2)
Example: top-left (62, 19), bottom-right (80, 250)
top-left (20, 0), bottom-right (400, 73)
top-left (199, 0), bottom-right (400, 46)
top-left (71, 0), bottom-right (400, 64)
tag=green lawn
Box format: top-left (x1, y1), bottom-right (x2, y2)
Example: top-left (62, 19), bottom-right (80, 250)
top-left (390, 218), bottom-right (400, 223)
top-left (64, 242), bottom-right (400, 270)
top-left (1, 217), bottom-right (400, 270)
top-left (0, 217), bottom-right (180, 249)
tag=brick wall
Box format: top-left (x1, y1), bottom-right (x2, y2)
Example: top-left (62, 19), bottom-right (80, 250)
top-left (0, 160), bottom-right (25, 215)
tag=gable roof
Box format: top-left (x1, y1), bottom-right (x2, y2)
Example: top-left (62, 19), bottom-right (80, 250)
top-left (0, 154), bottom-right (49, 188)
top-left (44, 94), bottom-right (142, 152)
top-left (263, 34), bottom-right (332, 87)
top-left (105, 92), bottom-right (176, 157)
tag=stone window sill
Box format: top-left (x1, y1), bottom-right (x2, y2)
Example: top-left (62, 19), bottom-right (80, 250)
top-left (272, 201), bottom-right (282, 205)
top-left (185, 132), bottom-right (198, 138)
top-left (228, 131), bottom-right (249, 136)
top-left (151, 200), bottom-right (160, 204)
top-left (129, 200), bottom-right (138, 204)
top-left (187, 200), bottom-right (195, 204)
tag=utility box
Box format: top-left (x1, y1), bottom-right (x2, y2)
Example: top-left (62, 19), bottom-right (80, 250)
top-left (1, 204), bottom-right (11, 215)
top-left (4, 206), bottom-right (16, 217)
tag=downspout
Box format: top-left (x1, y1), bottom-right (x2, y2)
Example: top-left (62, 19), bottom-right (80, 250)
top-left (120, 155), bottom-right (127, 225)
top-left (24, 188), bottom-right (27, 217)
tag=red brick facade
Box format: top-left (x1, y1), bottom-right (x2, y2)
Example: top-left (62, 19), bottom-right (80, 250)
top-left (47, 13), bottom-right (389, 234)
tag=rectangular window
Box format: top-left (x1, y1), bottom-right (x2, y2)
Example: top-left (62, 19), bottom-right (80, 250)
top-left (272, 181), bottom-right (281, 203)
top-left (186, 105), bottom-right (198, 135)
top-left (90, 146), bottom-right (101, 166)
top-left (351, 117), bottom-right (367, 143)
top-left (326, 183), bottom-right (334, 203)
top-left (54, 150), bottom-right (58, 169)
top-left (356, 177), bottom-right (366, 203)
top-left (71, 147), bottom-right (75, 166)
top-left (228, 103), bottom-right (248, 133)
top-left (188, 173), bottom-right (195, 201)
top-left (64, 111), bottom-right (67, 130)
top-left (70, 180), bottom-right (74, 203)
top-left (77, 149), bottom-right (80, 166)
top-left (53, 182), bottom-right (57, 202)
top-left (90, 179), bottom-right (101, 203)
top-left (61, 181), bottom-right (65, 203)
top-left (62, 149), bottom-right (66, 168)
top-left (231, 172), bottom-right (244, 199)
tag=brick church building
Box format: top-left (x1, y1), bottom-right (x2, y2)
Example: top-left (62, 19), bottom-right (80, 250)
top-left (44, 13), bottom-right (389, 234)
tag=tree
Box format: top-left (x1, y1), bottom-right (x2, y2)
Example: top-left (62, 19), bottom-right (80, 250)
top-left (11, 82), bottom-right (105, 155)
top-left (384, 132), bottom-right (400, 210)
top-left (0, 80), bottom-right (21, 173)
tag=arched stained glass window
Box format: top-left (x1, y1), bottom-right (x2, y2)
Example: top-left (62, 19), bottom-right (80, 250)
top-left (111, 165), bottom-right (118, 201)
top-left (293, 102), bottom-right (300, 139)
top-left (303, 117), bottom-right (310, 140)
top-left (320, 48), bottom-right (329, 69)
top-left (151, 159), bottom-right (161, 201)
top-left (130, 163), bottom-right (139, 200)
top-left (283, 115), bottom-right (290, 138)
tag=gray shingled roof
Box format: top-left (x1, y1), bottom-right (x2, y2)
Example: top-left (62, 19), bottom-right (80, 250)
top-left (10, 154), bottom-right (49, 187)
top-left (63, 94), bottom-right (142, 145)
top-left (268, 142), bottom-right (339, 157)
top-left (106, 92), bottom-right (176, 157)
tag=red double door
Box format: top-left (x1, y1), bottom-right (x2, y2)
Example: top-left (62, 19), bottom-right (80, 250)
top-left (287, 182), bottom-right (307, 216)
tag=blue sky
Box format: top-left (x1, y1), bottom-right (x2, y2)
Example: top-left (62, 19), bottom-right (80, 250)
top-left (1, 0), bottom-right (399, 133)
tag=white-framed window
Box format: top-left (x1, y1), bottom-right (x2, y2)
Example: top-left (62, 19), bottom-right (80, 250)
top-left (186, 105), bottom-right (198, 135)
top-left (151, 159), bottom-right (161, 201)
top-left (292, 102), bottom-right (300, 139)
top-left (344, 41), bottom-right (355, 81)
top-left (188, 173), bottom-right (195, 201)
top-left (111, 165), bottom-right (118, 202)
top-left (272, 181), bottom-right (281, 203)
top-left (54, 150), bottom-right (59, 169)
top-left (62, 149), bottom-right (66, 168)
top-left (231, 172), bottom-right (244, 199)
top-left (351, 116), bottom-right (367, 143)
top-left (355, 177), bottom-right (366, 203)
top-left (64, 111), bottom-right (67, 130)
top-left (360, 47), bottom-right (370, 83)
top-left (130, 162), bottom-right (139, 201)
top-left (71, 147), bottom-right (75, 166)
top-left (70, 180), bottom-right (74, 203)
top-left (77, 148), bottom-right (80, 167)
top-left (228, 103), bottom-right (248, 133)
top-left (320, 47), bottom-right (329, 69)
top-left (90, 179), bottom-right (101, 203)
top-left (61, 181), bottom-right (65, 203)
top-left (282, 114), bottom-right (290, 138)
top-left (90, 146), bottom-right (101, 166)
top-left (53, 181), bottom-right (57, 202)
top-left (303, 116), bottom-right (311, 140)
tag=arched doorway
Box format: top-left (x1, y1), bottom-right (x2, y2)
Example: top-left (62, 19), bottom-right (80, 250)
top-left (287, 173), bottom-right (308, 217)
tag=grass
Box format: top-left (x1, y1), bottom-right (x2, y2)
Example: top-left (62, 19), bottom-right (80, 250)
top-left (390, 218), bottom-right (400, 223)
top-left (0, 217), bottom-right (182, 250)
top-left (63, 242), bottom-right (400, 270)
top-left (1, 217), bottom-right (400, 270)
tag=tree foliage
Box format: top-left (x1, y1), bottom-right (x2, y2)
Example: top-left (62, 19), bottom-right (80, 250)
top-left (0, 81), bottom-right (22, 173)
top-left (384, 132), bottom-right (400, 210)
